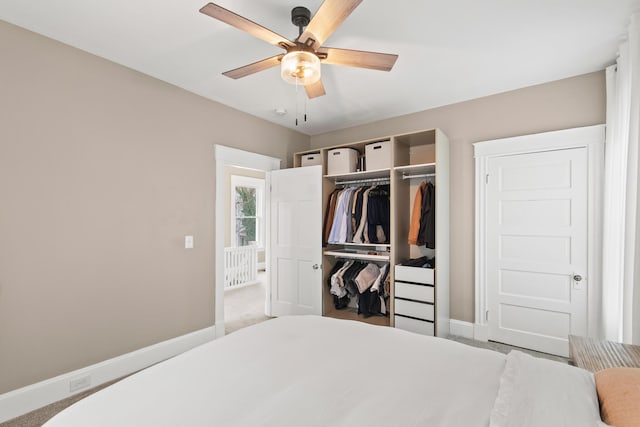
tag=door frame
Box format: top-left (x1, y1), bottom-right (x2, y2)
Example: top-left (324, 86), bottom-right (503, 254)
top-left (214, 145), bottom-right (281, 337)
top-left (473, 125), bottom-right (605, 342)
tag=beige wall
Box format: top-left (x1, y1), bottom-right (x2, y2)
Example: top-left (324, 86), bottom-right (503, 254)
top-left (0, 21), bottom-right (308, 393)
top-left (311, 71), bottom-right (606, 323)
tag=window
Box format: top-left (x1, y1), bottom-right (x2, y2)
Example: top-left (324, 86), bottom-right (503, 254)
top-left (230, 175), bottom-right (265, 248)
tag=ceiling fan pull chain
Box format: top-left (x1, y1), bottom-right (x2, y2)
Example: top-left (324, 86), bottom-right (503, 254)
top-left (304, 95), bottom-right (308, 122)
top-left (295, 77), bottom-right (299, 126)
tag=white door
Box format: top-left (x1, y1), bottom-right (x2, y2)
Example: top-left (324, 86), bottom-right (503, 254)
top-left (270, 165), bottom-right (322, 316)
top-left (487, 147), bottom-right (588, 357)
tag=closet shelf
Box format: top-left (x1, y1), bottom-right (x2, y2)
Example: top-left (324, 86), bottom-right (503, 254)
top-left (324, 168), bottom-right (390, 182)
top-left (394, 163), bottom-right (436, 179)
top-left (324, 250), bottom-right (390, 262)
top-left (327, 242), bottom-right (391, 249)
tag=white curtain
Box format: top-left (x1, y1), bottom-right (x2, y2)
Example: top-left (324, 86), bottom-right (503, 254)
top-left (602, 13), bottom-right (640, 344)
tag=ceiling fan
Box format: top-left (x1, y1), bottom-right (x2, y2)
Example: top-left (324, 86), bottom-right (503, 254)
top-left (199, 0), bottom-right (399, 99)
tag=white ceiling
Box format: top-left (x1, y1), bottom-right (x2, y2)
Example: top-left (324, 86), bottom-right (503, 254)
top-left (2, 0), bottom-right (639, 135)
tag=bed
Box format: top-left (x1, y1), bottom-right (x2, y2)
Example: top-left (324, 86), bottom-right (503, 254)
top-left (44, 316), bottom-right (607, 426)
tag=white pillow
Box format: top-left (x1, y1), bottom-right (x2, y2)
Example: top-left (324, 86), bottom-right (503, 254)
top-left (489, 350), bottom-right (605, 427)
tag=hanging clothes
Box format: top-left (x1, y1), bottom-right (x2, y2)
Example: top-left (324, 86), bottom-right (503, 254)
top-left (327, 260), bottom-right (352, 309)
top-left (323, 188), bottom-right (340, 245)
top-left (325, 183), bottom-right (390, 244)
top-left (408, 181), bottom-right (436, 249)
top-left (408, 182), bottom-right (426, 245)
top-left (366, 185), bottom-right (390, 244)
top-left (354, 263), bottom-right (380, 293)
top-left (371, 263), bottom-right (389, 293)
top-left (353, 186), bottom-right (366, 234)
top-left (327, 187), bottom-right (354, 243)
top-left (352, 186), bottom-right (374, 243)
top-left (419, 181), bottom-right (436, 249)
top-left (327, 260), bottom-right (390, 316)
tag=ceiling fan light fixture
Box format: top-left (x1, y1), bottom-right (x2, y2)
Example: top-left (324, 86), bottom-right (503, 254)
top-left (280, 51), bottom-right (321, 85)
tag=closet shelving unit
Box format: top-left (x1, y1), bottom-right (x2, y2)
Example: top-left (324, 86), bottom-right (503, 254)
top-left (293, 129), bottom-right (450, 336)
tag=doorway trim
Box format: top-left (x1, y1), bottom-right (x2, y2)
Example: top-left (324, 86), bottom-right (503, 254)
top-left (473, 125), bottom-right (605, 342)
top-left (214, 145), bottom-right (281, 337)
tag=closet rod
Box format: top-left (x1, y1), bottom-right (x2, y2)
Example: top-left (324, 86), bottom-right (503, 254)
top-left (335, 177), bottom-right (390, 186)
top-left (402, 173), bottom-right (436, 180)
top-left (324, 250), bottom-right (390, 262)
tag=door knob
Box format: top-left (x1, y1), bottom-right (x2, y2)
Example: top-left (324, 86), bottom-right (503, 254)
top-left (573, 274), bottom-right (582, 282)
top-left (312, 264), bottom-right (320, 270)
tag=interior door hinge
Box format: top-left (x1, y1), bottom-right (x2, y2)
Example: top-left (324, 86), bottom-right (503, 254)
top-left (485, 310), bottom-right (489, 321)
top-left (485, 174), bottom-right (489, 184)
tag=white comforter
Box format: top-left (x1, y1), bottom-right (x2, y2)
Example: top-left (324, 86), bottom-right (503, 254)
top-left (45, 316), bottom-right (506, 426)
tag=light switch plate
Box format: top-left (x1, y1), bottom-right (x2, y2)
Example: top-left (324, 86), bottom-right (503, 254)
top-left (185, 235), bottom-right (194, 249)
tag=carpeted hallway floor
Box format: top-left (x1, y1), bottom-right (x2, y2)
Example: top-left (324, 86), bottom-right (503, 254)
top-left (224, 271), bottom-right (272, 334)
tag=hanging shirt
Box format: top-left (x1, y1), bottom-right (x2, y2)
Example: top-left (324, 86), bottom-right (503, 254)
top-left (330, 260), bottom-right (353, 298)
top-left (371, 263), bottom-right (389, 293)
top-left (355, 263), bottom-right (380, 294)
top-left (323, 189), bottom-right (340, 245)
top-left (342, 188), bottom-right (356, 243)
top-left (418, 182), bottom-right (436, 249)
top-left (328, 188), bottom-right (353, 243)
top-left (366, 186), bottom-right (390, 244)
top-left (350, 187), bottom-right (363, 241)
top-left (353, 186), bottom-right (374, 243)
top-left (408, 182), bottom-right (426, 245)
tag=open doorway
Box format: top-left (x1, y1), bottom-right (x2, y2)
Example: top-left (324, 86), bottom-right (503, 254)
top-left (224, 168), bottom-right (269, 333)
top-left (214, 145), bottom-right (280, 338)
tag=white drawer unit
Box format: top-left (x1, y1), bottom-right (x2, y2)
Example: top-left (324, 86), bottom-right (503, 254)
top-left (395, 282), bottom-right (434, 303)
top-left (395, 265), bottom-right (434, 284)
top-left (394, 299), bottom-right (434, 321)
top-left (395, 315), bottom-right (435, 336)
top-left (394, 264), bottom-right (439, 337)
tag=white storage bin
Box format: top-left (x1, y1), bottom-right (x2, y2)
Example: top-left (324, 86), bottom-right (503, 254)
top-left (327, 148), bottom-right (359, 175)
top-left (300, 153), bottom-right (322, 167)
top-left (365, 140), bottom-right (391, 171)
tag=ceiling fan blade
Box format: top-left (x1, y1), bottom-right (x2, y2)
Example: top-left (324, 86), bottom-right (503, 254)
top-left (318, 47), bottom-right (398, 71)
top-left (200, 3), bottom-right (295, 49)
top-left (222, 54), bottom-right (284, 79)
top-left (298, 0), bottom-right (363, 50)
top-left (305, 79), bottom-right (326, 99)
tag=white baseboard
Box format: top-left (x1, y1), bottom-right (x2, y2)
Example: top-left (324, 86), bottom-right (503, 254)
top-left (0, 325), bottom-right (217, 423)
top-left (215, 322), bottom-right (226, 338)
top-left (473, 323), bottom-right (489, 342)
top-left (449, 319), bottom-right (474, 339)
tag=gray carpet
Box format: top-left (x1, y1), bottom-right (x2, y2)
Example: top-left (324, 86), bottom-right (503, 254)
top-left (224, 274), bottom-right (272, 334)
top-left (447, 335), bottom-right (569, 363)
top-left (0, 376), bottom-right (126, 427)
